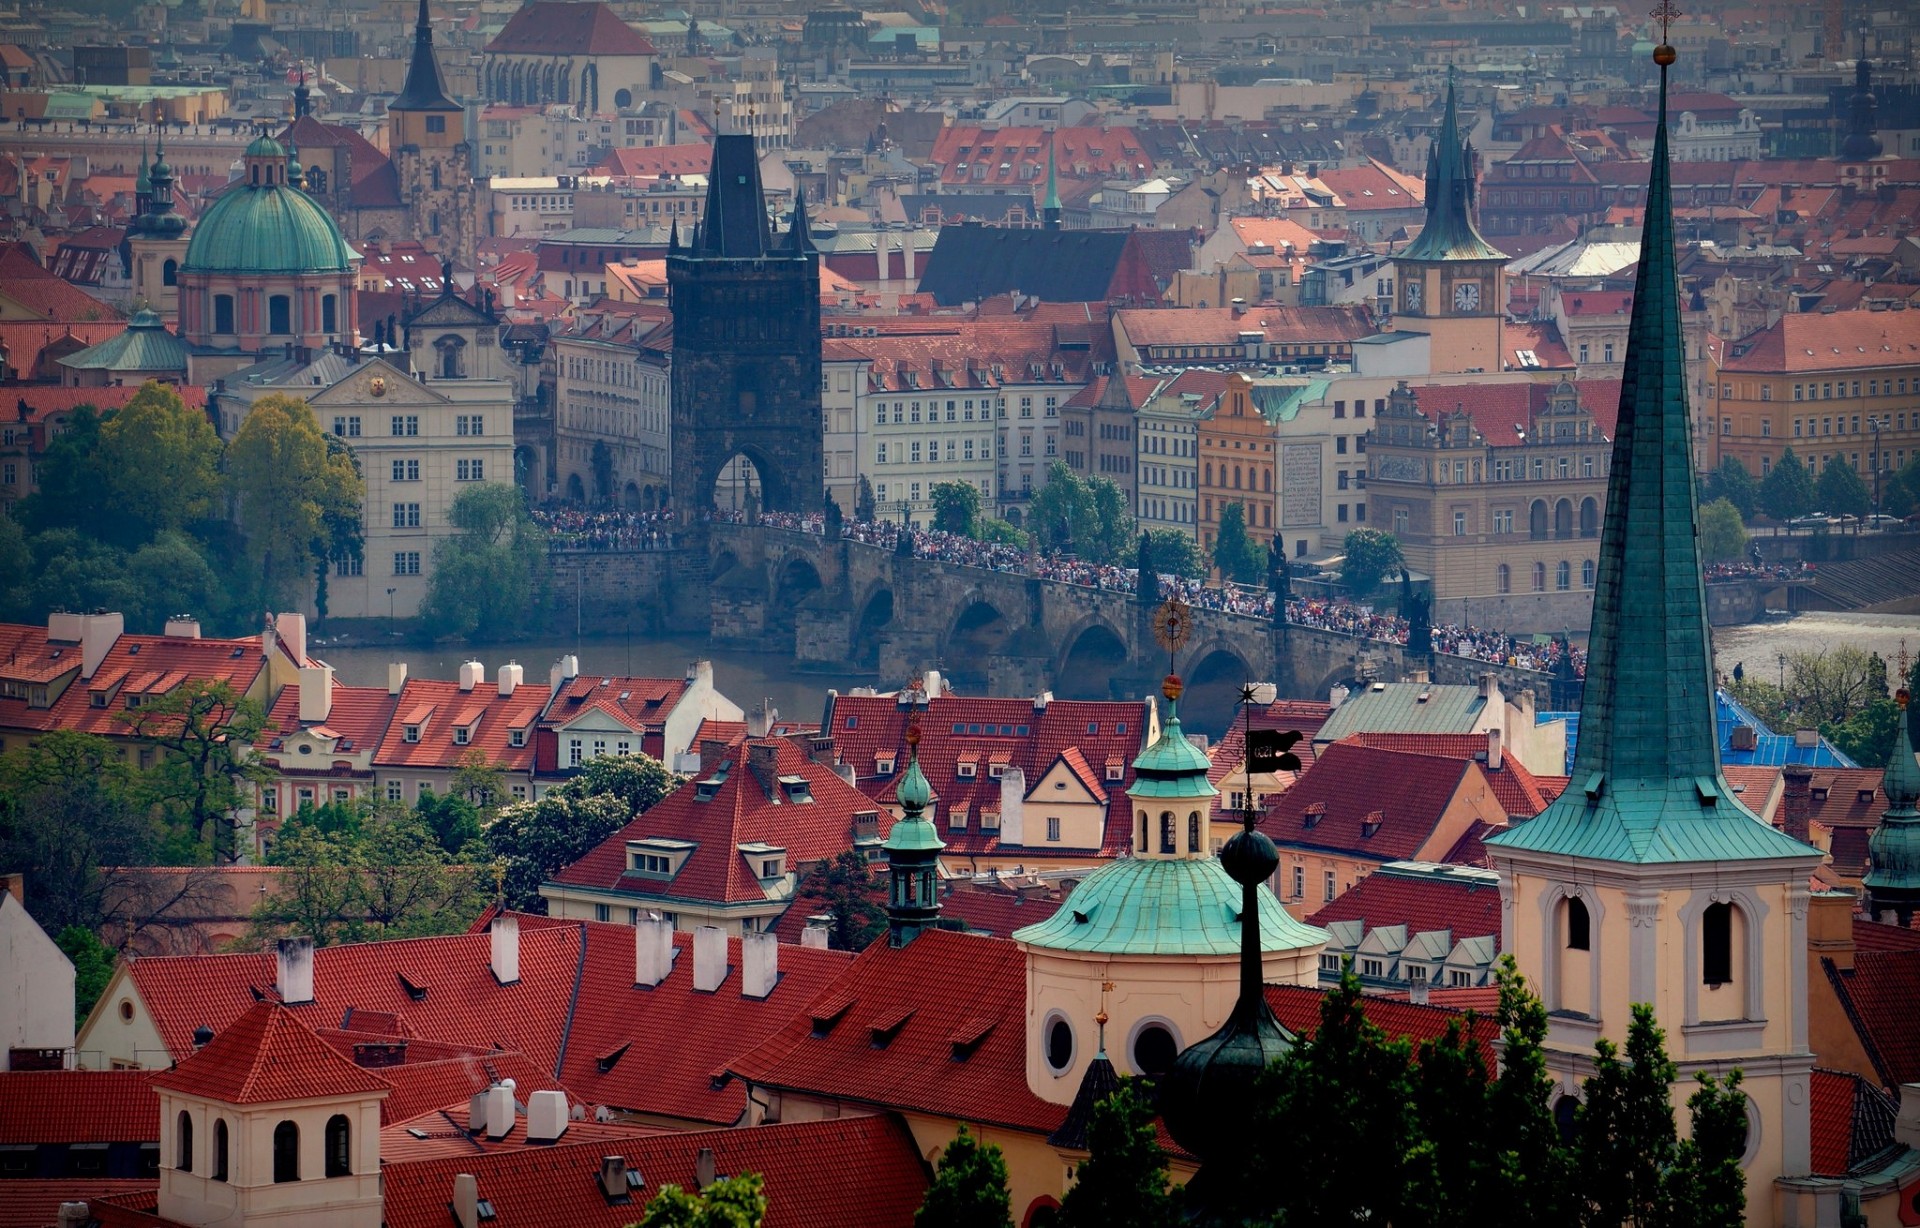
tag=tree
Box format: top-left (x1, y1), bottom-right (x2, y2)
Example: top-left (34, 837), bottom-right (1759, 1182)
top-left (415, 790), bottom-right (484, 857)
top-left (485, 790), bottom-right (632, 911)
top-left (23, 529), bottom-right (141, 622)
top-left (450, 747), bottom-right (509, 812)
top-left (930, 480), bottom-right (982, 536)
top-left (0, 514), bottom-right (30, 622)
top-left (1705, 457), bottom-right (1757, 522)
top-left (15, 405), bottom-right (109, 537)
top-left (792, 850), bottom-right (887, 950)
top-left (1211, 502), bottom-right (1264, 584)
top-left (1815, 456), bottom-right (1871, 520)
top-left (1480, 956), bottom-right (1575, 1228)
top-left (1340, 528), bottom-right (1404, 596)
top-left (915, 1125), bottom-right (1012, 1228)
top-left (95, 381), bottom-right (222, 543)
top-left (633, 1173), bottom-right (767, 1228)
top-left (56, 925), bottom-right (116, 1026)
top-left (855, 475), bottom-right (878, 524)
top-left (125, 531), bottom-right (230, 634)
top-left (1664, 1071), bottom-right (1749, 1228)
top-left (225, 394), bottom-right (363, 608)
top-left (1821, 696), bottom-right (1902, 768)
top-left (1697, 498), bottom-right (1748, 564)
top-left (1884, 454), bottom-right (1920, 519)
top-left (1027, 463), bottom-right (1135, 565)
top-left (1085, 475), bottom-right (1136, 565)
top-left (117, 677), bottom-right (269, 863)
top-left (558, 752), bottom-right (678, 815)
top-left (1143, 529), bottom-right (1208, 581)
top-left (253, 811), bottom-right (488, 945)
top-left (1573, 1004), bottom-right (1677, 1228)
top-left (420, 483), bottom-right (549, 639)
top-left (1407, 1014), bottom-right (1495, 1228)
top-left (975, 518), bottom-right (1025, 546)
top-left (0, 731), bottom-right (159, 936)
top-left (1759, 447), bottom-right (1814, 526)
top-left (1058, 1080), bottom-right (1172, 1228)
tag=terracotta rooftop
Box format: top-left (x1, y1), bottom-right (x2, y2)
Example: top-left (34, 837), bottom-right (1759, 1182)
top-left (1719, 310), bottom-right (1920, 374)
top-left (0, 1071), bottom-right (159, 1143)
top-left (149, 1001), bottom-right (393, 1105)
top-left (1821, 948), bottom-right (1920, 1088)
top-left (1336, 732), bottom-right (1555, 818)
top-left (1306, 862), bottom-right (1503, 950)
top-left (1259, 741), bottom-right (1491, 861)
top-left (484, 0), bottom-right (656, 56)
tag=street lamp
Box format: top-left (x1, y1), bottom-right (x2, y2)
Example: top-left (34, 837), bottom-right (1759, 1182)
top-left (387, 587), bottom-right (397, 634)
top-left (1777, 652), bottom-right (1787, 694)
top-left (1870, 416), bottom-right (1883, 523)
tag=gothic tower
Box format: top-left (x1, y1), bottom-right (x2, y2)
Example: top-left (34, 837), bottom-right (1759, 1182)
top-left (1485, 40), bottom-right (1821, 1227)
top-left (667, 131), bottom-right (823, 516)
top-left (1840, 32), bottom-right (1884, 161)
top-left (1864, 691), bottom-right (1920, 925)
top-left (1391, 74), bottom-right (1507, 374)
top-left (387, 0), bottom-right (474, 266)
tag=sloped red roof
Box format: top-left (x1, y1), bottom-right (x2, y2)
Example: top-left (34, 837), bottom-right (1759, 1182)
top-left (0, 244), bottom-right (117, 321)
top-left (592, 142), bottom-right (712, 179)
top-left (0, 1071), bottom-right (158, 1143)
top-left (1265, 984), bottom-right (1501, 1064)
top-left (1852, 918), bottom-right (1920, 953)
top-left (540, 673), bottom-right (689, 737)
top-left (370, 676), bottom-right (545, 773)
top-left (0, 1181), bottom-right (157, 1228)
top-left (936, 885), bottom-right (1066, 936)
top-left (1258, 742), bottom-right (1482, 861)
top-left (0, 621), bottom-right (271, 738)
top-left (1306, 865), bottom-right (1502, 947)
top-left (257, 683), bottom-right (399, 755)
top-left (377, 1104), bottom-right (664, 1163)
top-left (1824, 949), bottom-right (1920, 1087)
top-left (150, 1001), bottom-right (393, 1105)
top-left (1336, 732), bottom-right (1554, 818)
top-left (1406, 378), bottom-right (1622, 448)
top-left (1808, 1067), bottom-right (1902, 1177)
top-left (330, 1042), bottom-right (561, 1125)
top-left (729, 928), bottom-right (1065, 1134)
top-left (485, 1), bottom-right (656, 55)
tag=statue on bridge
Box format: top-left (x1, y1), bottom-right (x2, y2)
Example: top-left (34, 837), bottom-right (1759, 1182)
top-left (1400, 568), bottom-right (1432, 657)
top-left (823, 491), bottom-right (844, 540)
top-left (1268, 536), bottom-right (1291, 626)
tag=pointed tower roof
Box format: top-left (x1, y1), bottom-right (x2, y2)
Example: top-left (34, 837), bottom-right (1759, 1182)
top-left (1841, 31), bottom-right (1884, 160)
top-left (150, 1001), bottom-right (391, 1105)
top-left (1398, 74), bottom-right (1505, 264)
top-left (691, 133), bottom-right (771, 259)
top-left (135, 140), bottom-right (151, 198)
top-left (884, 733), bottom-right (944, 855)
top-left (1486, 42), bottom-right (1813, 868)
top-left (1043, 137), bottom-right (1062, 231)
top-left (1865, 691), bottom-right (1920, 914)
top-left (787, 192), bottom-right (816, 253)
top-left (391, 0), bottom-right (460, 113)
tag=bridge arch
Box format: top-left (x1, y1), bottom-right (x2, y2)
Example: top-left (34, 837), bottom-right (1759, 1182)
top-left (944, 597), bottom-right (1015, 675)
top-left (1181, 643), bottom-right (1257, 737)
top-left (774, 553), bottom-right (824, 606)
top-left (853, 584), bottom-right (895, 670)
top-left (1055, 617), bottom-right (1130, 700)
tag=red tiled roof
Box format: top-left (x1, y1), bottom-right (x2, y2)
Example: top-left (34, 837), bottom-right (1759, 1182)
top-left (1337, 732), bottom-right (1553, 818)
top-left (257, 683), bottom-right (399, 756)
top-left (1265, 984), bottom-right (1500, 1064)
top-left (370, 676), bottom-right (545, 774)
top-left (485, 1), bottom-right (656, 55)
top-left (0, 244), bottom-right (117, 321)
top-left (729, 929), bottom-right (1066, 1134)
top-left (1824, 949), bottom-right (1920, 1087)
top-left (0, 322), bottom-right (126, 381)
top-left (1808, 1067), bottom-right (1902, 1177)
top-left (1259, 742), bottom-right (1483, 861)
top-left (550, 737), bottom-right (887, 905)
top-left (1439, 818), bottom-right (1500, 868)
top-left (1406, 378), bottom-right (1622, 448)
top-left (0, 1181), bottom-right (157, 1228)
top-left (1115, 304), bottom-right (1377, 349)
top-left (0, 1071), bottom-right (158, 1143)
top-left (1803, 768), bottom-right (1891, 831)
top-left (591, 143), bottom-right (712, 179)
top-left (1306, 865), bottom-right (1502, 948)
top-left (330, 1043), bottom-right (561, 1125)
top-left (826, 692), bottom-right (1149, 856)
top-left (1719, 310), bottom-right (1920, 374)
top-left (378, 1104), bottom-right (664, 1163)
top-left (150, 1001), bottom-right (393, 1104)
top-left (930, 125), bottom-right (1154, 188)
top-left (936, 885), bottom-right (1065, 936)
top-left (0, 621), bottom-right (271, 738)
top-left (1852, 918), bottom-right (1920, 953)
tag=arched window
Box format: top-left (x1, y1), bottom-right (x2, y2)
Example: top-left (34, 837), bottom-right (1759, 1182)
top-left (324, 1115), bottom-right (351, 1177)
top-left (1554, 499), bottom-right (1573, 539)
top-left (213, 294), bottom-right (235, 334)
top-left (268, 294), bottom-right (291, 335)
top-left (273, 1121), bottom-right (300, 1183)
top-left (176, 1110), bottom-right (193, 1172)
top-left (1496, 563), bottom-right (1511, 593)
top-left (1188, 812), bottom-right (1201, 852)
top-left (162, 258), bottom-right (177, 287)
top-left (1703, 902), bottom-right (1734, 986)
top-left (213, 1120), bottom-right (229, 1182)
top-left (1529, 500), bottom-right (1548, 540)
top-left (1232, 466), bottom-right (1242, 490)
top-left (1262, 468), bottom-right (1272, 492)
top-left (1203, 462), bottom-right (1212, 485)
top-left (1556, 560), bottom-right (1572, 591)
top-left (1582, 559), bottom-right (1596, 589)
top-left (1565, 898), bottom-right (1590, 950)
top-left (1579, 496), bottom-right (1599, 537)
top-left (1531, 562), bottom-right (1546, 592)
top-left (435, 335), bottom-right (467, 379)
top-left (1159, 812), bottom-right (1176, 855)
top-left (431, 163), bottom-right (441, 191)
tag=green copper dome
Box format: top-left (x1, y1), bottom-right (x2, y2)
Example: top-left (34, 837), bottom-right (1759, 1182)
top-left (1013, 857), bottom-right (1325, 956)
top-left (183, 174), bottom-right (353, 275)
top-left (244, 134), bottom-right (286, 159)
top-left (883, 743), bottom-right (945, 854)
top-left (1129, 682), bottom-right (1217, 798)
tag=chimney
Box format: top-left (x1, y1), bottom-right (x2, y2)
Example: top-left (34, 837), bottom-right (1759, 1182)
top-left (635, 917), bottom-right (673, 987)
top-left (599, 1156), bottom-right (630, 1198)
top-left (458, 660), bottom-right (485, 692)
top-left (692, 924), bottom-right (726, 992)
top-left (387, 662), bottom-right (409, 695)
top-left (1809, 889), bottom-right (1856, 972)
top-left (904, 228), bottom-right (916, 283)
top-left (1, 872), bottom-right (23, 906)
top-left (1408, 979), bottom-right (1429, 1005)
top-left (800, 922), bottom-right (830, 949)
top-left (525, 1089), bottom-right (567, 1143)
top-left (923, 669), bottom-right (942, 698)
top-left (741, 930), bottom-right (778, 998)
top-left (550, 655), bottom-right (580, 697)
top-left (273, 612), bottom-right (308, 664)
top-left (484, 1080), bottom-right (516, 1139)
top-left (491, 914), bottom-right (520, 984)
top-left (1032, 691), bottom-right (1053, 711)
top-left (747, 699), bottom-right (775, 739)
top-left (163, 616), bottom-right (201, 638)
top-left (1230, 296), bottom-right (1246, 317)
top-left (747, 741), bottom-right (780, 795)
top-left (1478, 672), bottom-right (1494, 698)
top-left (452, 1175), bottom-right (479, 1228)
top-left (57, 1205), bottom-right (89, 1228)
top-left (1782, 765), bottom-right (1813, 845)
top-left (276, 936), bottom-right (314, 1005)
top-left (699, 738), bottom-right (731, 776)
top-left (999, 766), bottom-right (1026, 846)
top-left (298, 663), bottom-right (334, 723)
top-left (62, 611), bottom-right (123, 680)
top-left (685, 659), bottom-right (714, 687)
top-left (467, 1091), bottom-right (488, 1131)
top-left (1486, 728), bottom-right (1503, 772)
top-left (695, 1147), bottom-right (717, 1190)
top-left (498, 662), bottom-right (524, 696)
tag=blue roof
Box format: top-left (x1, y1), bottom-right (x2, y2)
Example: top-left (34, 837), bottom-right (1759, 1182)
top-left (1542, 693), bottom-right (1855, 772)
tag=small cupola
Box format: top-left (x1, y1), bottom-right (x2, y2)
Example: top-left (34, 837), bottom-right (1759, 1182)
top-left (883, 718), bottom-right (945, 948)
top-left (1125, 674), bottom-right (1217, 861)
top-left (241, 134), bottom-right (289, 189)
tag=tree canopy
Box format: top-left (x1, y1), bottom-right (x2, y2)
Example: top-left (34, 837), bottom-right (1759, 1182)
top-left (915, 1125), bottom-right (1012, 1228)
top-left (1697, 498), bottom-right (1748, 564)
top-left (1143, 528), bottom-right (1208, 581)
top-left (225, 394), bottom-right (364, 610)
top-left (1814, 456), bottom-right (1871, 520)
top-left (1340, 528), bottom-right (1405, 596)
top-left (1212, 503), bottom-right (1266, 585)
top-left (1759, 447), bottom-right (1815, 525)
top-left (421, 483), bottom-right (549, 639)
top-left (930, 481), bottom-right (983, 536)
top-left (1028, 462), bottom-right (1135, 565)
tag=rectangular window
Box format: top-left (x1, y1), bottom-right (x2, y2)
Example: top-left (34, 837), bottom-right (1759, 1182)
top-left (1761, 420), bottom-right (1771, 437)
top-left (392, 503), bottom-right (421, 528)
top-left (393, 551), bottom-right (420, 575)
top-left (1292, 865), bottom-right (1304, 898)
top-left (387, 779), bottom-right (404, 802)
top-left (1336, 436), bottom-right (1348, 454)
top-left (1493, 509), bottom-right (1513, 534)
top-left (569, 739), bottom-right (583, 767)
top-left (1453, 510), bottom-right (1467, 535)
top-left (332, 415), bottom-right (361, 437)
top-left (392, 459), bottom-right (420, 481)
top-left (1046, 816), bottom-right (1061, 842)
top-left (1324, 871), bottom-right (1337, 902)
top-left (456, 459), bottom-right (484, 480)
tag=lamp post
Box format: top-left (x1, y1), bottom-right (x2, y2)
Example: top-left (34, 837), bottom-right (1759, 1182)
top-left (1870, 417), bottom-right (1883, 524)
top-left (1778, 652), bottom-right (1787, 694)
top-left (386, 587), bottom-right (397, 634)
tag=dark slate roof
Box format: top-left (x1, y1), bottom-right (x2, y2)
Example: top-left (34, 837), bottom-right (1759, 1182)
top-left (691, 133), bottom-right (771, 258)
top-left (391, 0), bottom-right (460, 113)
top-left (916, 226), bottom-right (1133, 306)
top-left (1046, 1051), bottom-right (1124, 1149)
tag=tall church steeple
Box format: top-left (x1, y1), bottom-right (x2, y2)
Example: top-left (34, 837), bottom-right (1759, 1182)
top-left (1043, 139), bottom-right (1062, 231)
top-left (391, 0), bottom-right (459, 116)
top-left (1865, 691), bottom-right (1920, 925)
top-left (1398, 72), bottom-right (1502, 265)
top-left (1841, 30), bottom-right (1884, 160)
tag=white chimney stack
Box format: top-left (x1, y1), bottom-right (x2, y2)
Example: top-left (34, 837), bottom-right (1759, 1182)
top-left (467, 1091), bottom-right (488, 1131)
top-left (498, 662), bottom-right (524, 696)
top-left (388, 662), bottom-right (409, 695)
top-left (273, 612), bottom-right (308, 665)
top-left (163, 616), bottom-right (201, 638)
top-left (1408, 979), bottom-right (1430, 1005)
top-left (635, 917), bottom-right (673, 987)
top-left (800, 922), bottom-right (830, 949)
top-left (1478, 672), bottom-right (1494, 699)
top-left (999, 766), bottom-right (1026, 847)
top-left (696, 1147), bottom-right (717, 1190)
top-left (484, 1081), bottom-right (515, 1139)
top-left (298, 663), bottom-right (334, 723)
top-left (276, 936), bottom-right (314, 1005)
top-left (550, 655), bottom-right (580, 697)
top-left (1486, 728), bottom-right (1503, 772)
top-left (452, 1174), bottom-right (480, 1228)
top-left (741, 930), bottom-right (778, 998)
top-left (68, 611), bottom-right (123, 680)
top-left (692, 924), bottom-right (726, 992)
top-left (747, 699), bottom-right (775, 739)
top-left (923, 669), bottom-right (942, 698)
top-left (458, 660), bottom-right (485, 692)
top-left (525, 1089), bottom-right (567, 1143)
top-left (491, 914), bottom-right (520, 984)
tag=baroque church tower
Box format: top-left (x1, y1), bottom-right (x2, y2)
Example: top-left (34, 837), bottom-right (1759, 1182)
top-left (387, 0), bottom-right (475, 266)
top-left (127, 134), bottom-right (189, 323)
top-left (1484, 40), bottom-right (1822, 1227)
top-left (1391, 75), bottom-right (1507, 374)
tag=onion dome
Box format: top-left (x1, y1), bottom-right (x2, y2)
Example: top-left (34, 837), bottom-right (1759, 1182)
top-left (1127, 674), bottom-right (1215, 795)
top-left (1866, 691), bottom-right (1920, 924)
top-left (287, 142), bottom-right (304, 190)
top-left (182, 138), bottom-right (351, 275)
top-left (244, 133), bottom-right (286, 161)
top-left (884, 722), bottom-right (944, 947)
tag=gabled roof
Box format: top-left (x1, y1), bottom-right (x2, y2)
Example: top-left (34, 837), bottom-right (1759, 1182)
top-left (0, 1071), bottom-right (158, 1143)
top-left (1115, 304), bottom-right (1377, 350)
top-left (0, 244), bottom-right (117, 321)
top-left (484, 0), bottom-right (656, 55)
top-left (1338, 732), bottom-right (1554, 818)
top-left (1259, 741), bottom-right (1484, 861)
top-left (370, 676), bottom-right (545, 773)
top-left (1808, 1067), bottom-right (1902, 1177)
top-left (0, 620), bottom-right (274, 738)
top-left (1264, 984), bottom-right (1500, 1066)
top-left (149, 1001), bottom-right (393, 1105)
top-left (539, 673), bottom-right (688, 735)
top-left (257, 683), bottom-right (399, 756)
top-left (1823, 948), bottom-right (1920, 1088)
top-left (1314, 682), bottom-right (1492, 742)
top-left (1306, 861), bottom-right (1503, 949)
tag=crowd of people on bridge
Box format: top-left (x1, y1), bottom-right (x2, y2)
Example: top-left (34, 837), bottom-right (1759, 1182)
top-left (1704, 559), bottom-right (1815, 582)
top-left (532, 504), bottom-right (680, 551)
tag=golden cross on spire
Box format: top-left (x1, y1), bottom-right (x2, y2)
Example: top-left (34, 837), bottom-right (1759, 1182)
top-left (1652, 0), bottom-right (1681, 46)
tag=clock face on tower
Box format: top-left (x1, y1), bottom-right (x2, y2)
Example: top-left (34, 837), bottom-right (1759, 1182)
top-left (1404, 280), bottom-right (1422, 312)
top-left (1452, 281), bottom-right (1482, 312)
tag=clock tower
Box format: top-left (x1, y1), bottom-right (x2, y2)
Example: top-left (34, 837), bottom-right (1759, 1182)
top-left (1392, 75), bottom-right (1507, 375)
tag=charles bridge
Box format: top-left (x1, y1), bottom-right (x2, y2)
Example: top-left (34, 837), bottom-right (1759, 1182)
top-left (548, 524), bottom-right (1576, 718)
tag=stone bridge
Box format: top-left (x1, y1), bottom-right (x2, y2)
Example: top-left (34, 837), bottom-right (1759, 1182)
top-left (548, 525), bottom-right (1564, 722)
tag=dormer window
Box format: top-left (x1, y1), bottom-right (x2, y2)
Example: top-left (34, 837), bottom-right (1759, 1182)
top-left (1361, 810), bottom-right (1383, 838)
top-left (876, 755), bottom-right (896, 775)
top-left (981, 809), bottom-right (1001, 830)
top-left (626, 838), bottom-right (694, 879)
top-left (403, 724), bottom-right (421, 744)
top-left (509, 728), bottom-right (526, 748)
top-left (957, 760), bottom-right (977, 779)
top-left (1303, 801), bottom-right (1326, 829)
top-left (778, 775), bottom-right (812, 803)
top-left (1105, 757), bottom-right (1124, 782)
top-left (988, 763), bottom-right (1006, 779)
top-left (453, 726), bottom-right (471, 746)
top-left (741, 843), bottom-right (786, 881)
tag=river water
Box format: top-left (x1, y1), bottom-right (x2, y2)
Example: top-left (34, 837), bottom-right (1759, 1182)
top-left (315, 610), bottom-right (1920, 749)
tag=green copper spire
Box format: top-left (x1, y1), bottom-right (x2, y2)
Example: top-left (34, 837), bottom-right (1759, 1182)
top-left (884, 724), bottom-right (944, 946)
top-left (1486, 44), bottom-right (1813, 866)
top-left (1398, 71), bottom-right (1505, 263)
top-left (135, 140), bottom-right (151, 199)
top-left (1866, 692), bottom-right (1920, 924)
top-left (1042, 136), bottom-right (1062, 231)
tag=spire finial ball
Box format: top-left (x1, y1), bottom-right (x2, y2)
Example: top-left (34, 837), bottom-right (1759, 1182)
top-left (1654, 43), bottom-right (1676, 65)
top-left (1162, 675), bottom-right (1183, 702)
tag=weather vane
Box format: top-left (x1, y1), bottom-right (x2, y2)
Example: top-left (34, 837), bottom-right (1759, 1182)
top-left (1652, 0), bottom-right (1680, 62)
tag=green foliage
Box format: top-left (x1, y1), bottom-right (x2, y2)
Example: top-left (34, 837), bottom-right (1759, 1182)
top-left (1815, 456), bottom-right (1872, 520)
top-left (915, 1125), bottom-right (1012, 1228)
top-left (16, 405), bottom-right (109, 537)
top-left (1759, 447), bottom-right (1815, 525)
top-left (1822, 698), bottom-right (1903, 768)
top-left (253, 810), bottom-right (487, 946)
top-left (1143, 529), bottom-right (1207, 581)
top-left (975, 517), bottom-right (1025, 546)
top-left (117, 677), bottom-right (269, 863)
top-left (1212, 503), bottom-right (1266, 585)
top-left (415, 790), bottom-right (484, 857)
top-left (1340, 528), bottom-right (1404, 596)
top-left (0, 732), bottom-right (159, 934)
top-left (0, 515), bottom-right (30, 622)
top-left (558, 752), bottom-right (678, 815)
top-left (95, 382), bottom-right (223, 543)
top-left (1574, 1004), bottom-right (1677, 1228)
top-left (486, 790), bottom-right (634, 912)
top-left (421, 483), bottom-right (549, 639)
top-left (1705, 456), bottom-right (1758, 521)
top-left (930, 480), bottom-right (982, 536)
top-left (1488, 957), bottom-right (1575, 1228)
top-left (56, 925), bottom-right (117, 1026)
top-left (632, 1173), bottom-right (767, 1228)
top-left (1697, 498), bottom-right (1748, 564)
top-left (792, 849), bottom-right (887, 950)
top-left (1884, 454), bottom-right (1920, 519)
top-left (1665, 1071), bottom-right (1749, 1228)
top-left (1058, 1079), bottom-right (1171, 1228)
top-left (226, 393), bottom-right (363, 610)
top-left (1028, 461), bottom-right (1135, 565)
top-left (449, 747), bottom-right (510, 818)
